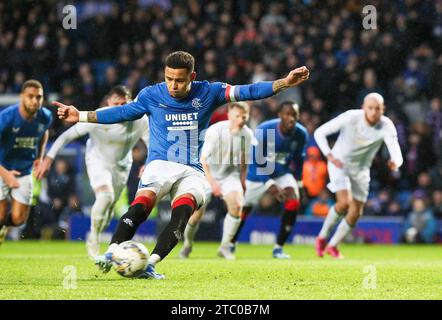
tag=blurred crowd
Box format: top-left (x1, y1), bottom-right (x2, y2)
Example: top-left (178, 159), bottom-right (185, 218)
top-left (0, 0), bottom-right (441, 242)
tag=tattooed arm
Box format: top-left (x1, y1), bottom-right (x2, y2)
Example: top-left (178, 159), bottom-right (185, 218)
top-left (216, 66), bottom-right (310, 107)
top-left (53, 87), bottom-right (152, 124)
top-left (272, 67), bottom-right (310, 93)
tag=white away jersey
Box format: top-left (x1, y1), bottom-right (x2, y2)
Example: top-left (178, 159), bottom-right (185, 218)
top-left (201, 120), bottom-right (254, 179)
top-left (314, 110), bottom-right (403, 170)
top-left (48, 109), bottom-right (149, 168)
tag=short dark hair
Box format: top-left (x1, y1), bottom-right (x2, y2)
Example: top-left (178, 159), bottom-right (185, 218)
top-left (165, 51), bottom-right (195, 72)
top-left (280, 101), bottom-right (300, 119)
top-left (108, 85), bottom-right (132, 100)
top-left (21, 79), bottom-right (43, 93)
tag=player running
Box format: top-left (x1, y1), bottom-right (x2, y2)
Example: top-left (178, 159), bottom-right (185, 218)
top-left (179, 102), bottom-right (254, 260)
top-left (314, 93), bottom-right (403, 259)
top-left (0, 80), bottom-right (52, 245)
top-left (35, 86), bottom-right (149, 258)
top-left (230, 102), bottom-right (308, 259)
top-left (54, 51), bottom-right (309, 279)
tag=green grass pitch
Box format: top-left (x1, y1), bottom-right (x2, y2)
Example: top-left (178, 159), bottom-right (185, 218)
top-left (0, 241), bottom-right (441, 300)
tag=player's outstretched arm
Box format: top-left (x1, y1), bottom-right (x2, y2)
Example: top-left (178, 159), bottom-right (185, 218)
top-left (218, 66), bottom-right (309, 105)
top-left (35, 123), bottom-right (89, 179)
top-left (201, 154), bottom-right (221, 197)
top-left (53, 99), bottom-right (147, 124)
top-left (34, 157), bottom-right (53, 180)
top-left (384, 122), bottom-right (404, 172)
top-left (272, 66), bottom-right (310, 93)
top-left (315, 123), bottom-right (344, 168)
top-left (33, 130), bottom-right (49, 180)
top-left (313, 112), bottom-right (351, 169)
top-left (52, 101), bottom-right (94, 123)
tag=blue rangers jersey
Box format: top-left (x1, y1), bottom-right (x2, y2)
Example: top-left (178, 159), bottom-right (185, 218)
top-left (247, 119), bottom-right (308, 182)
top-left (96, 80), bottom-right (274, 173)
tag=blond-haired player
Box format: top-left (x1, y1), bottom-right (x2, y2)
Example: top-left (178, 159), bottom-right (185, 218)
top-left (179, 102), bottom-right (254, 259)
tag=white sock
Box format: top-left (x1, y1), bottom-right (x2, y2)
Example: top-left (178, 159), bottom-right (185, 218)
top-left (318, 206), bottom-right (344, 239)
top-left (90, 192), bottom-right (114, 239)
top-left (328, 219), bottom-right (353, 247)
top-left (101, 202), bottom-right (116, 233)
top-left (273, 244), bottom-right (282, 250)
top-left (221, 213), bottom-right (241, 246)
top-left (148, 253), bottom-right (161, 266)
top-left (183, 222), bottom-right (200, 247)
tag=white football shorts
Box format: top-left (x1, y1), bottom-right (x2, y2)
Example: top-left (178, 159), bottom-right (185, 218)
top-left (202, 172), bottom-right (245, 208)
top-left (0, 174), bottom-right (33, 205)
top-left (327, 161), bottom-right (370, 202)
top-left (243, 173), bottom-right (299, 207)
top-left (137, 160), bottom-right (210, 208)
top-left (216, 172), bottom-right (244, 196)
top-left (86, 157), bottom-right (131, 200)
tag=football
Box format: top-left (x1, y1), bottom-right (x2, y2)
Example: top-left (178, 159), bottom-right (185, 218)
top-left (111, 241), bottom-right (149, 278)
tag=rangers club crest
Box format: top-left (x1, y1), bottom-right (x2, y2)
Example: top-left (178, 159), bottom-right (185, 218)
top-left (192, 98), bottom-right (202, 110)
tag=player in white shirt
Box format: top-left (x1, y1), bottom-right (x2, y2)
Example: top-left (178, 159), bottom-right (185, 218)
top-left (35, 86), bottom-right (149, 258)
top-left (314, 93), bottom-right (403, 258)
top-left (179, 102), bottom-right (254, 260)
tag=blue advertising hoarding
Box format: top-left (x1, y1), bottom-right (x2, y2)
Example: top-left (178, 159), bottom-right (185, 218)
top-left (69, 215), bottom-right (404, 244)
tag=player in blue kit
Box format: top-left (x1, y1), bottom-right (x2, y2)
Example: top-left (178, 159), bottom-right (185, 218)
top-left (230, 102), bottom-right (308, 259)
top-left (0, 80), bottom-right (52, 245)
top-left (54, 51), bottom-right (309, 279)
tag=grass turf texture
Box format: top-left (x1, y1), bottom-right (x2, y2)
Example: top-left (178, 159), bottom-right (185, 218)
top-left (0, 241), bottom-right (441, 300)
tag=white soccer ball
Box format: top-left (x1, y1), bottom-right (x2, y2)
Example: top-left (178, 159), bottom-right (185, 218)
top-left (111, 241), bottom-right (149, 278)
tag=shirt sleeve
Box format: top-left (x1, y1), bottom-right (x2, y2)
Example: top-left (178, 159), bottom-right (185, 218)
top-left (140, 116), bottom-right (150, 147)
top-left (46, 123), bottom-right (91, 159)
top-left (0, 110), bottom-right (11, 137)
top-left (293, 129), bottom-right (308, 180)
top-left (383, 119), bottom-right (404, 169)
top-left (45, 109), bottom-right (53, 130)
top-left (243, 129), bottom-right (254, 161)
top-left (211, 82), bottom-right (274, 107)
top-left (96, 87), bottom-right (151, 124)
top-left (200, 127), bottom-right (218, 159)
top-left (314, 111), bottom-right (351, 156)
